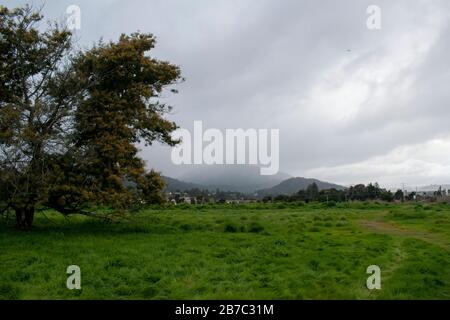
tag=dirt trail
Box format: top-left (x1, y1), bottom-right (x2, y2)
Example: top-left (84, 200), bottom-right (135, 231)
top-left (359, 219), bottom-right (449, 251)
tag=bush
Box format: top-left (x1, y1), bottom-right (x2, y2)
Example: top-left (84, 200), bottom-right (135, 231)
top-left (179, 223), bottom-right (192, 231)
top-left (247, 222), bottom-right (265, 233)
top-left (324, 201), bottom-right (337, 207)
top-left (0, 283), bottom-right (20, 300)
top-left (224, 223), bottom-right (238, 233)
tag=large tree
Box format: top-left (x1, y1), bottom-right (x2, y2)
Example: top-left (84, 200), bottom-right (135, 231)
top-left (0, 5), bottom-right (181, 229)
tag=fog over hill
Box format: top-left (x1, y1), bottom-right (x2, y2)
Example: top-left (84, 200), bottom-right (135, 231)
top-left (170, 165), bottom-right (291, 193)
top-left (162, 165), bottom-right (348, 194)
top-left (162, 165), bottom-right (450, 195)
top-left (161, 176), bottom-right (203, 192)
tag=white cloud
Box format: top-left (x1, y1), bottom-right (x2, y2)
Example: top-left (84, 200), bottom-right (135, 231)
top-left (306, 136), bottom-right (450, 188)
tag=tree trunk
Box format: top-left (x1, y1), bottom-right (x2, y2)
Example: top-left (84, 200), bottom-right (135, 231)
top-left (15, 207), bottom-right (35, 230)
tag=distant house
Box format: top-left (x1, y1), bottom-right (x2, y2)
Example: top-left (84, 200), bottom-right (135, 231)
top-left (225, 199), bottom-right (256, 204)
top-left (178, 196), bottom-right (195, 204)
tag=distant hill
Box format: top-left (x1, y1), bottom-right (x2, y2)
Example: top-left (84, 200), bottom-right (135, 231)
top-left (162, 176), bottom-right (203, 192)
top-left (163, 171), bottom-right (344, 195)
top-left (178, 165), bottom-right (291, 193)
top-left (257, 177), bottom-right (345, 196)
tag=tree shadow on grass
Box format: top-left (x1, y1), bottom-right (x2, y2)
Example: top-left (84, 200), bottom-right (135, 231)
top-left (0, 217), bottom-right (178, 237)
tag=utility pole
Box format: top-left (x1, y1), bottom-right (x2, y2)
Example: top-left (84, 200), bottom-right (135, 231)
top-left (402, 183), bottom-right (405, 202)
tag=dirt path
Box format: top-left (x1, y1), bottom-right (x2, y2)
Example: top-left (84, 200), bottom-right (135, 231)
top-left (359, 219), bottom-right (450, 251)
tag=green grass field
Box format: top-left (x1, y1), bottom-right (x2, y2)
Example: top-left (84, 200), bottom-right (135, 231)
top-left (1, 202), bottom-right (449, 299)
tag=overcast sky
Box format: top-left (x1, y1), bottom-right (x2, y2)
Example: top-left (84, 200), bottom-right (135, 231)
top-left (6, 0), bottom-right (450, 188)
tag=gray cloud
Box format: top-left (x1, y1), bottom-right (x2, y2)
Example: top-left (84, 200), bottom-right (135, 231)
top-left (5, 0), bottom-right (450, 188)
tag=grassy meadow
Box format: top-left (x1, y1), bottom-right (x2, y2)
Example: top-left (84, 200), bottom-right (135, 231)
top-left (0, 202), bottom-right (449, 299)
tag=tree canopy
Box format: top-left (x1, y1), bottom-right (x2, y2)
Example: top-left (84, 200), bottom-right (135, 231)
top-left (0, 5), bottom-right (182, 229)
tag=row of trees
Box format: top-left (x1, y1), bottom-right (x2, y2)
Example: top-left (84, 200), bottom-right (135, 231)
top-left (0, 5), bottom-right (182, 229)
top-left (268, 183), bottom-right (404, 203)
top-left (175, 183), bottom-right (407, 204)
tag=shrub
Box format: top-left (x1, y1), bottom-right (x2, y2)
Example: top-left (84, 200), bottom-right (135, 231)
top-left (248, 222), bottom-right (265, 233)
top-left (324, 201), bottom-right (337, 207)
top-left (224, 223), bottom-right (238, 233)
